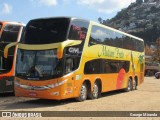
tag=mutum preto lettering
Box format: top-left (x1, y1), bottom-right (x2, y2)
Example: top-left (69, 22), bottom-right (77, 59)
top-left (98, 45), bottom-right (114, 58)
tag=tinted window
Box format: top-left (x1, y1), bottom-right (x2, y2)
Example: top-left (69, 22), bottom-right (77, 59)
top-left (134, 39), bottom-right (144, 52)
top-left (68, 20), bottom-right (89, 40)
top-left (0, 25), bottom-right (21, 42)
top-left (102, 60), bottom-right (129, 74)
top-left (114, 32), bottom-right (123, 48)
top-left (84, 59), bottom-right (130, 74)
top-left (89, 26), bottom-right (115, 46)
top-left (123, 36), bottom-right (133, 50)
top-left (89, 25), bottom-right (144, 52)
top-left (84, 59), bottom-right (100, 74)
top-left (21, 18), bottom-right (70, 44)
top-left (89, 26), bottom-right (124, 48)
top-left (103, 61), bottom-right (119, 73)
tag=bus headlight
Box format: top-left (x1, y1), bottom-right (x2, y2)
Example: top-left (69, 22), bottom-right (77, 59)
top-left (47, 79), bottom-right (68, 88)
top-left (15, 79), bottom-right (68, 90)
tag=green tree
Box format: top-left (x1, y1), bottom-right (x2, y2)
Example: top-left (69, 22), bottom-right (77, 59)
top-left (153, 38), bottom-right (160, 63)
top-left (98, 17), bottom-right (103, 24)
top-left (144, 0), bottom-right (149, 3)
top-left (136, 0), bottom-right (143, 4)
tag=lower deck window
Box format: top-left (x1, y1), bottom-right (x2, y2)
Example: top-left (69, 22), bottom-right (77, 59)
top-left (84, 59), bottom-right (130, 74)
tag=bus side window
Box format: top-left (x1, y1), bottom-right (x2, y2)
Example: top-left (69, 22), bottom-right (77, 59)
top-left (104, 61), bottom-right (111, 73)
top-left (84, 61), bottom-right (93, 74)
top-left (65, 57), bottom-right (73, 73)
top-left (84, 59), bottom-right (100, 74)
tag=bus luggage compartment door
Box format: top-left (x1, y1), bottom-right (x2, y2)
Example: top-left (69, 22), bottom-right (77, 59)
top-left (0, 76), bottom-right (14, 93)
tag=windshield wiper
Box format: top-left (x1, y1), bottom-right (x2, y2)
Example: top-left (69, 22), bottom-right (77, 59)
top-left (16, 72), bottom-right (28, 77)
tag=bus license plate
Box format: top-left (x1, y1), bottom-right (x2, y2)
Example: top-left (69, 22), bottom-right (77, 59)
top-left (29, 92), bottom-right (37, 96)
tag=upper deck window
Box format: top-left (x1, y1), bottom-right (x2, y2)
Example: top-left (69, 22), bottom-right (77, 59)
top-left (68, 20), bottom-right (89, 41)
top-left (21, 18), bottom-right (70, 44)
top-left (89, 25), bottom-right (144, 52)
top-left (0, 24), bottom-right (21, 42)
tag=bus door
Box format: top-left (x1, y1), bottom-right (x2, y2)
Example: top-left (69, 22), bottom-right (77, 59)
top-left (64, 46), bottom-right (82, 96)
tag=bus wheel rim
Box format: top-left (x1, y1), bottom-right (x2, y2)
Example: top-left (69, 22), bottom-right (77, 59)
top-left (93, 83), bottom-right (98, 98)
top-left (128, 80), bottom-right (131, 91)
top-left (81, 85), bottom-right (87, 99)
top-left (133, 79), bottom-right (136, 90)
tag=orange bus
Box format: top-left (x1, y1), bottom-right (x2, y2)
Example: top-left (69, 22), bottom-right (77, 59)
top-left (5, 17), bottom-right (144, 101)
top-left (0, 21), bottom-right (24, 93)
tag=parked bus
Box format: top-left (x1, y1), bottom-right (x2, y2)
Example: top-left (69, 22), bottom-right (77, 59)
top-left (4, 17), bottom-right (145, 101)
top-left (0, 21), bottom-right (24, 93)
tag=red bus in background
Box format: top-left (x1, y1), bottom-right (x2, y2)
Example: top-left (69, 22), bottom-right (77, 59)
top-left (0, 21), bottom-right (25, 93)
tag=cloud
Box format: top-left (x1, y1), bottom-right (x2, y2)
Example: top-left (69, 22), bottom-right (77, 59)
top-left (91, 29), bottom-right (109, 41)
top-left (62, 0), bottom-right (71, 5)
top-left (0, 3), bottom-right (12, 15)
top-left (77, 0), bottom-right (136, 14)
top-left (30, 0), bottom-right (57, 7)
top-left (78, 0), bottom-right (106, 5)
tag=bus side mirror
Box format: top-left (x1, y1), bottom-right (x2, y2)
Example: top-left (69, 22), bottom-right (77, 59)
top-left (57, 46), bottom-right (63, 59)
top-left (4, 42), bottom-right (17, 58)
top-left (57, 41), bottom-right (72, 59)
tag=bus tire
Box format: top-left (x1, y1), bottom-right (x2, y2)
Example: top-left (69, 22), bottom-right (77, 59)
top-left (75, 82), bottom-right (87, 102)
top-left (88, 82), bottom-right (99, 99)
top-left (124, 78), bottom-right (132, 92)
top-left (132, 78), bottom-right (137, 90)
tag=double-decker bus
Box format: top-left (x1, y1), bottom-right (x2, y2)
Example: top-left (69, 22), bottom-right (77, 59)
top-left (5, 17), bottom-right (144, 101)
top-left (0, 21), bottom-right (24, 93)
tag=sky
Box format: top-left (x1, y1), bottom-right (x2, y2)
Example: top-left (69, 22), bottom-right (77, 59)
top-left (0, 0), bottom-right (136, 24)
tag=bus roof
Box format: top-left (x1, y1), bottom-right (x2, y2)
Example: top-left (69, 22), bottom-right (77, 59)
top-left (25, 16), bottom-right (143, 42)
top-left (27, 16), bottom-right (89, 22)
top-left (0, 21), bottom-right (25, 26)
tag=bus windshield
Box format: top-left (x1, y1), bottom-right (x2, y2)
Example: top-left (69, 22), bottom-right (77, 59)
top-left (20, 18), bottom-right (70, 44)
top-left (16, 49), bottom-right (62, 80)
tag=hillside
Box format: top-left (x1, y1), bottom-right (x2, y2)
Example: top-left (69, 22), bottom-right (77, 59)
top-left (99, 0), bottom-right (160, 45)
